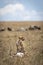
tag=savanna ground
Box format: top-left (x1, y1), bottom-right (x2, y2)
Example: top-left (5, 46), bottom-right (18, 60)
top-left (0, 22), bottom-right (43, 65)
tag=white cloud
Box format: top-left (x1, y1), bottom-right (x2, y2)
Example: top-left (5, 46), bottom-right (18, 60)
top-left (0, 3), bottom-right (24, 16)
top-left (0, 3), bottom-right (43, 21)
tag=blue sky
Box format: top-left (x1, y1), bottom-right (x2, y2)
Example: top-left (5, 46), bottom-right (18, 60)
top-left (0, 0), bottom-right (43, 21)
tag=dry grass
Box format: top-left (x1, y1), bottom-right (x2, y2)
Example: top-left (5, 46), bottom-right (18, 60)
top-left (0, 22), bottom-right (43, 65)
